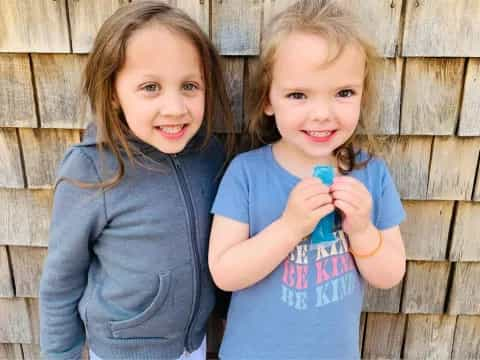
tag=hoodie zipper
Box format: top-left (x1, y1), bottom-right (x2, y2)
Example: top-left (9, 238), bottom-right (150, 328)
top-left (169, 155), bottom-right (200, 352)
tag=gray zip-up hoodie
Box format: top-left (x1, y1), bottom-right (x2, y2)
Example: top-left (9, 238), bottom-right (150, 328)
top-left (39, 124), bottom-right (224, 360)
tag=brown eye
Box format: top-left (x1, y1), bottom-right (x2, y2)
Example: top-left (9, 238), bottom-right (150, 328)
top-left (143, 83), bottom-right (159, 92)
top-left (183, 82), bottom-right (199, 91)
top-left (337, 89), bottom-right (354, 98)
top-left (287, 92), bottom-right (306, 100)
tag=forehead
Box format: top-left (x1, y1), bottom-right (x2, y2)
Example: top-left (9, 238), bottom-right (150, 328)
top-left (271, 31), bottom-right (366, 86)
top-left (121, 25), bottom-right (203, 77)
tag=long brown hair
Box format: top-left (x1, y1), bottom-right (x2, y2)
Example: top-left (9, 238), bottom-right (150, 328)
top-left (79, 0), bottom-right (234, 189)
top-left (248, 0), bottom-right (378, 174)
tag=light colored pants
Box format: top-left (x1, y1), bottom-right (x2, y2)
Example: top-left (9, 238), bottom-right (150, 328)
top-left (89, 336), bottom-right (206, 360)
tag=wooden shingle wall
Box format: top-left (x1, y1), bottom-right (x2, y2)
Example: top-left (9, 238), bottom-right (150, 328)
top-left (1, 1), bottom-right (479, 358)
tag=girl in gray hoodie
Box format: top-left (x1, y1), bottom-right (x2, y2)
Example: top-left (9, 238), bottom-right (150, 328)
top-left (39, 2), bottom-right (234, 359)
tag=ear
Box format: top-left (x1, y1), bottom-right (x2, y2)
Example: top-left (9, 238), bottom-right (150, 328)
top-left (111, 92), bottom-right (120, 110)
top-left (264, 101), bottom-right (274, 116)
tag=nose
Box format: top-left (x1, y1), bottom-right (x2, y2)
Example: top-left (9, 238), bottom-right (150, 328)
top-left (310, 98), bottom-right (332, 123)
top-left (160, 91), bottom-right (187, 117)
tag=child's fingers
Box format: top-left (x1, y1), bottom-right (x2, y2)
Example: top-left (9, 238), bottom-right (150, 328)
top-left (306, 193), bottom-right (333, 210)
top-left (333, 198), bottom-right (357, 215)
top-left (331, 190), bottom-right (361, 211)
top-left (311, 203), bottom-right (335, 221)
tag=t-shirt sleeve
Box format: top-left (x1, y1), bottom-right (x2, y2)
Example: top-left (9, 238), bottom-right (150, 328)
top-left (375, 160), bottom-right (406, 230)
top-left (211, 155), bottom-right (249, 224)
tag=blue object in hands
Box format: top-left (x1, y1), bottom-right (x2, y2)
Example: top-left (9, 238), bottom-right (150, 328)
top-left (311, 165), bottom-right (337, 245)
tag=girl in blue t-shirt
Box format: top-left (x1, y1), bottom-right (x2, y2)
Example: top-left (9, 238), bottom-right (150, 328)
top-left (209, 1), bottom-right (406, 358)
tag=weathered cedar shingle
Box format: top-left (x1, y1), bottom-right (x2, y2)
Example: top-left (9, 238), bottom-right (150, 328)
top-left (0, 189), bottom-right (53, 247)
top-left (382, 136), bottom-right (432, 200)
top-left (0, 128), bottom-right (24, 188)
top-left (403, 314), bottom-right (456, 359)
top-left (427, 137), bottom-right (480, 200)
top-left (458, 59), bottom-right (480, 136)
top-left (450, 202), bottom-right (480, 261)
top-left (403, 0), bottom-right (480, 57)
top-left (31, 54), bottom-right (92, 129)
top-left (401, 201), bottom-right (453, 260)
top-left (212, 0), bottom-right (262, 55)
top-left (400, 58), bottom-right (464, 135)
top-left (0, 54), bottom-right (37, 127)
top-left (448, 262), bottom-right (480, 315)
top-left (18, 128), bottom-right (81, 188)
top-left (0, 246), bottom-right (14, 298)
top-left (9, 246), bottom-right (47, 298)
top-left (362, 313), bottom-right (406, 359)
top-left (452, 315), bottom-right (480, 359)
top-left (401, 261), bottom-right (450, 314)
top-left (0, 0), bottom-right (70, 53)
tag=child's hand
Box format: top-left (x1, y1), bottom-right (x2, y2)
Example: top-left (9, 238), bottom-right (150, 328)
top-left (330, 176), bottom-right (373, 237)
top-left (281, 177), bottom-right (334, 241)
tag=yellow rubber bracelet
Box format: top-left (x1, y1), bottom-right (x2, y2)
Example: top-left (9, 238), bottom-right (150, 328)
top-left (349, 229), bottom-right (383, 259)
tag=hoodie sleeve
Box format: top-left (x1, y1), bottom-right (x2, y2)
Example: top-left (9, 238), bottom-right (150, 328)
top-left (39, 147), bottom-right (107, 360)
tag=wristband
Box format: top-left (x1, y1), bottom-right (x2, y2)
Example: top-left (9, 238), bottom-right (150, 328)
top-left (349, 229), bottom-right (383, 259)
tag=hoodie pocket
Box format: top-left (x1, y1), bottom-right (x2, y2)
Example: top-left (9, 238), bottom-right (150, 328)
top-left (108, 262), bottom-right (193, 339)
top-left (109, 272), bottom-right (171, 338)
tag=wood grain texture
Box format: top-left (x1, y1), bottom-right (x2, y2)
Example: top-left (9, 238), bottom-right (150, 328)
top-left (263, 0), bottom-right (403, 57)
top-left (452, 315), bottom-right (480, 359)
top-left (362, 313), bottom-right (406, 359)
top-left (362, 281), bottom-right (403, 313)
top-left (21, 345), bottom-right (40, 360)
top-left (362, 58), bottom-right (403, 135)
top-left (448, 262), bottom-right (480, 315)
top-left (401, 58), bottom-right (464, 135)
top-left (401, 201), bottom-right (453, 260)
top-left (31, 54), bottom-right (91, 129)
top-left (403, 314), bottom-right (456, 359)
top-left (359, 312), bottom-right (366, 354)
top-left (0, 128), bottom-right (24, 188)
top-left (0, 0), bottom-right (70, 53)
top-left (401, 261), bottom-right (450, 314)
top-left (0, 246), bottom-right (14, 297)
top-left (68, 0), bottom-right (127, 53)
top-left (167, 0), bottom-right (210, 35)
top-left (475, 161), bottom-right (480, 202)
top-left (212, 0), bottom-right (262, 55)
top-left (9, 246), bottom-right (47, 298)
top-left (0, 298), bottom-right (32, 343)
top-left (382, 136), bottom-right (432, 200)
top-left (219, 57), bottom-right (244, 132)
top-left (458, 59), bottom-right (480, 136)
top-left (0, 344), bottom-right (23, 360)
top-left (427, 137), bottom-right (480, 200)
top-left (0, 54), bottom-right (37, 127)
top-left (450, 202), bottom-right (480, 261)
top-left (18, 128), bottom-right (81, 188)
top-left (26, 298), bottom-right (40, 344)
top-left (403, 0), bottom-right (480, 57)
top-left (0, 189), bottom-right (53, 247)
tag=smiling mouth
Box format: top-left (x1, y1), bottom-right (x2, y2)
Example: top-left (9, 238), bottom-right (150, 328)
top-left (303, 130), bottom-right (337, 142)
top-left (155, 124), bottom-right (188, 139)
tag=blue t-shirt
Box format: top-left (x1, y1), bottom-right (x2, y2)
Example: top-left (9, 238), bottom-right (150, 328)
top-left (211, 145), bottom-right (405, 360)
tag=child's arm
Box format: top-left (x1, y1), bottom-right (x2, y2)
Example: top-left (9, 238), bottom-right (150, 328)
top-left (347, 224), bottom-right (405, 289)
top-left (209, 178), bottom-right (333, 292)
top-left (330, 175), bottom-right (406, 289)
top-left (39, 149), bottom-right (107, 360)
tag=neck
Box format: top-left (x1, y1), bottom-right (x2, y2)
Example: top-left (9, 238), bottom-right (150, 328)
top-left (272, 140), bottom-right (337, 179)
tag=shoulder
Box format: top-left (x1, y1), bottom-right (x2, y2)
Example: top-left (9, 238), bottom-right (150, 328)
top-left (57, 145), bottom-right (102, 184)
top-left (226, 146), bottom-right (269, 173)
top-left (353, 150), bottom-right (389, 176)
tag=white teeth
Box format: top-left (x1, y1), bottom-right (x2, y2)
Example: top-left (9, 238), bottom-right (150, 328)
top-left (158, 125), bottom-right (184, 134)
top-left (307, 130), bottom-right (332, 137)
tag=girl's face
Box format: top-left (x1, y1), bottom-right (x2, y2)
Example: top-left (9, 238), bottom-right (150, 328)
top-left (114, 25), bottom-right (205, 154)
top-left (265, 31), bottom-right (365, 165)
